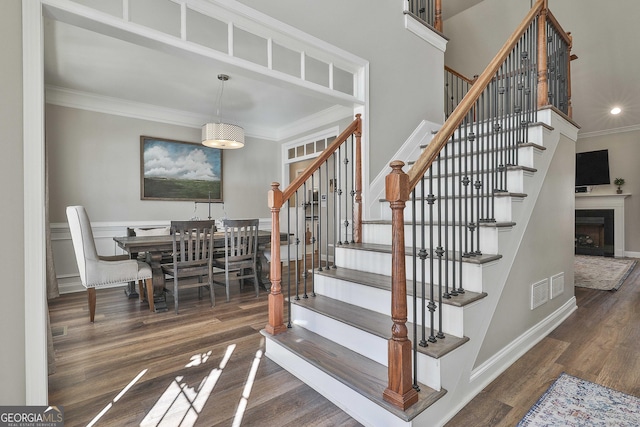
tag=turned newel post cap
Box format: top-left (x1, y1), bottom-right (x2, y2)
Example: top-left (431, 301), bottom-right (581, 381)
top-left (385, 161), bottom-right (409, 203)
top-left (268, 182), bottom-right (283, 208)
top-left (389, 160), bottom-right (405, 171)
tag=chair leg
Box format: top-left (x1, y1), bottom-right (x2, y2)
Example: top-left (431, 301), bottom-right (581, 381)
top-left (253, 263), bottom-right (259, 297)
top-left (145, 278), bottom-right (154, 312)
top-left (225, 267), bottom-right (230, 302)
top-left (138, 280), bottom-right (144, 302)
top-left (174, 275), bottom-right (179, 314)
top-left (209, 277), bottom-right (215, 307)
top-left (87, 288), bottom-right (96, 322)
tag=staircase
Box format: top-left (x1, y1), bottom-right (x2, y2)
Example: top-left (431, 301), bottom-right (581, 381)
top-left (261, 1), bottom-right (578, 425)
top-left (263, 110), bottom-right (575, 426)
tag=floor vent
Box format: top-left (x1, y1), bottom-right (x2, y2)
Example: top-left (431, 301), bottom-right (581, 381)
top-left (52, 326), bottom-right (67, 338)
top-left (531, 278), bottom-right (549, 310)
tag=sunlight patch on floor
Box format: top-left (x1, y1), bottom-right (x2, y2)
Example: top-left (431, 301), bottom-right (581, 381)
top-left (140, 344), bottom-right (236, 427)
top-left (86, 369), bottom-right (148, 427)
top-left (232, 349), bottom-right (264, 427)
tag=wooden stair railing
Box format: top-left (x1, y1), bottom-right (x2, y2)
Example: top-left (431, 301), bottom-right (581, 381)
top-left (265, 114), bottom-right (363, 335)
top-left (383, 0), bottom-right (573, 410)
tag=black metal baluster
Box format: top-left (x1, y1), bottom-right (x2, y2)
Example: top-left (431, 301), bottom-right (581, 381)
top-left (420, 173), bottom-right (428, 347)
top-left (302, 183), bottom-right (309, 299)
top-left (294, 194), bottom-right (301, 300)
top-left (435, 154), bottom-right (445, 340)
top-left (427, 166), bottom-right (436, 343)
top-left (343, 140), bottom-right (350, 245)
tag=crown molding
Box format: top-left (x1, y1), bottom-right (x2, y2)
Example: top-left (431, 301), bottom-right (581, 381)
top-left (578, 123), bottom-right (640, 140)
top-left (45, 85), bottom-right (353, 142)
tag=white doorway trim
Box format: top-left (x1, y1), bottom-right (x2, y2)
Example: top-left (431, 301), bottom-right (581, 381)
top-left (23, 0), bottom-right (48, 404)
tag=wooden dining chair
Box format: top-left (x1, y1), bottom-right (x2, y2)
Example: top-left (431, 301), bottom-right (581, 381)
top-left (161, 220), bottom-right (217, 314)
top-left (66, 206), bottom-right (154, 322)
top-left (212, 219), bottom-right (260, 302)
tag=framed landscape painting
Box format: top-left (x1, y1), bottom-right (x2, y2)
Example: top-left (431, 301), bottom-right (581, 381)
top-left (140, 136), bottom-right (223, 202)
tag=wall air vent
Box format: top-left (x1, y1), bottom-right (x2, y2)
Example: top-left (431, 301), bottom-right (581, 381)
top-left (531, 278), bottom-right (549, 310)
top-left (550, 273), bottom-right (565, 299)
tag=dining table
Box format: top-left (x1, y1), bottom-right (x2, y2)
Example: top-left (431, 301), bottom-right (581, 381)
top-left (114, 229), bottom-right (288, 312)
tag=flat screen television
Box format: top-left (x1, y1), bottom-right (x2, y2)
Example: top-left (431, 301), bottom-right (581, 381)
top-left (575, 149), bottom-right (610, 186)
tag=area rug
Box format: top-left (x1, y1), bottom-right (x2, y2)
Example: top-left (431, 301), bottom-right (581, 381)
top-left (518, 373), bottom-right (640, 426)
top-left (574, 255), bottom-right (636, 291)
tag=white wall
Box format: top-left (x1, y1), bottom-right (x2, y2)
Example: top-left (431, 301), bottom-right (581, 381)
top-left (0, 0), bottom-right (26, 404)
top-left (46, 104), bottom-right (279, 224)
top-left (238, 0), bottom-right (446, 183)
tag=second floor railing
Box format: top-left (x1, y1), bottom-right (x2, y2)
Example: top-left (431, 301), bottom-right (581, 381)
top-left (406, 0), bottom-right (442, 32)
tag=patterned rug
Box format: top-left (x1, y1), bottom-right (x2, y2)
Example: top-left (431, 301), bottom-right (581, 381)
top-left (518, 373), bottom-right (640, 426)
top-left (574, 255), bottom-right (636, 291)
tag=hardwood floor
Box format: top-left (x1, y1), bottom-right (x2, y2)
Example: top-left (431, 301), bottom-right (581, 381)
top-left (446, 260), bottom-right (640, 426)
top-left (48, 282), bottom-right (361, 427)
top-left (49, 262), bottom-right (639, 426)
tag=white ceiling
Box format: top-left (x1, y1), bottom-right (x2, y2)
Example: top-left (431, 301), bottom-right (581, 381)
top-left (43, 1), bottom-right (640, 141)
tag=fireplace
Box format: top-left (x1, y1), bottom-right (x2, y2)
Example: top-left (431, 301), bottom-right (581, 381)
top-left (575, 209), bottom-right (614, 257)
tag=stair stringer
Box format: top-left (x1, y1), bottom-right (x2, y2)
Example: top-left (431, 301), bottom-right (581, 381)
top-left (412, 108), bottom-right (580, 426)
top-left (367, 119), bottom-right (442, 220)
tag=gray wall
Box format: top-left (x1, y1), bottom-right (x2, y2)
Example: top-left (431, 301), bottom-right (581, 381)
top-left (0, 0), bottom-right (26, 404)
top-left (46, 105), bottom-right (278, 224)
top-left (476, 134), bottom-right (576, 367)
top-left (239, 0), bottom-right (446, 183)
top-left (576, 130), bottom-right (640, 253)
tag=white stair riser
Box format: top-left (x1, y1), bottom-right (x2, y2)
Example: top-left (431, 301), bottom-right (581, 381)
top-left (291, 304), bottom-right (388, 366)
top-left (335, 247), bottom-right (486, 292)
top-left (264, 337), bottom-right (412, 427)
top-left (313, 275), bottom-right (466, 337)
top-left (362, 223), bottom-right (505, 256)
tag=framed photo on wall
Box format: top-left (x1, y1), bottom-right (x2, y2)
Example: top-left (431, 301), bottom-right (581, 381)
top-left (140, 136), bottom-right (223, 201)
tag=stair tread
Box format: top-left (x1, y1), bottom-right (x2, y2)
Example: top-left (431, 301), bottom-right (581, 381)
top-left (379, 190), bottom-right (527, 203)
top-left (293, 294), bottom-right (470, 359)
top-left (363, 219), bottom-right (517, 228)
top-left (405, 163), bottom-right (538, 175)
top-left (316, 267), bottom-right (488, 307)
top-left (336, 242), bottom-right (502, 265)
top-left (262, 325), bottom-right (447, 421)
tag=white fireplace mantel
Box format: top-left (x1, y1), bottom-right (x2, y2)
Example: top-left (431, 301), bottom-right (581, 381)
top-left (575, 193), bottom-right (630, 257)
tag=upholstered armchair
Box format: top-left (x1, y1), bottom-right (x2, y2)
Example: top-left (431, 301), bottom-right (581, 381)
top-left (66, 206), bottom-right (153, 322)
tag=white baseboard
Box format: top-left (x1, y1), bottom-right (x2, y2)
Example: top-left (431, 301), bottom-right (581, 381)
top-left (624, 251), bottom-right (640, 259)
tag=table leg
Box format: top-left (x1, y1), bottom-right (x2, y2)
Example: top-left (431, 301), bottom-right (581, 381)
top-left (146, 252), bottom-right (168, 312)
top-left (124, 281), bottom-right (140, 299)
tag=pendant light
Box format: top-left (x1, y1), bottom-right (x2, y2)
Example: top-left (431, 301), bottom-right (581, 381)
top-left (202, 74), bottom-right (245, 149)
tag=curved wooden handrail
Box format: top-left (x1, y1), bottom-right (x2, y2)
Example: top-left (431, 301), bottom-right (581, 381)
top-left (407, 0), bottom-right (546, 190)
top-left (444, 65), bottom-right (476, 85)
top-left (281, 114), bottom-right (362, 203)
top-left (546, 9), bottom-right (572, 45)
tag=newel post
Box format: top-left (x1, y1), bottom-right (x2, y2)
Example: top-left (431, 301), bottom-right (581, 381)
top-left (383, 161), bottom-right (419, 410)
top-left (265, 182), bottom-right (287, 335)
top-left (536, 2), bottom-right (549, 108)
top-left (434, 0), bottom-right (443, 32)
top-left (353, 114), bottom-right (363, 244)
top-left (567, 32), bottom-right (574, 119)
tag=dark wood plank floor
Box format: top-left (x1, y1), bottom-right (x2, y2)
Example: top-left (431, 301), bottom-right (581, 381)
top-left (446, 259), bottom-right (640, 426)
top-left (48, 282), bottom-right (362, 427)
top-left (49, 261), bottom-right (639, 426)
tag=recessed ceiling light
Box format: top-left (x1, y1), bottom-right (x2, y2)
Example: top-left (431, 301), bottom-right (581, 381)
top-left (610, 107), bottom-right (622, 115)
